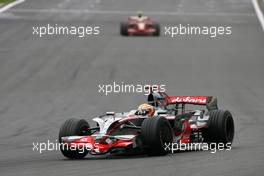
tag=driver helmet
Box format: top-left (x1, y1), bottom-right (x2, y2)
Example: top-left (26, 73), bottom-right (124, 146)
top-left (137, 11), bottom-right (143, 18)
top-left (137, 103), bottom-right (155, 117)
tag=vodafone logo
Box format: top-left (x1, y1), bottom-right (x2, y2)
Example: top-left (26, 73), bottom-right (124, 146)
top-left (171, 96), bottom-right (207, 104)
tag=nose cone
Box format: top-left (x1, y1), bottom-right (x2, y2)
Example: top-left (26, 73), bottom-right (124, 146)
top-left (138, 23), bottom-right (145, 31)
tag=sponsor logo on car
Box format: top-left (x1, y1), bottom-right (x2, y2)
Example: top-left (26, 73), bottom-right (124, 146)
top-left (171, 96), bottom-right (207, 104)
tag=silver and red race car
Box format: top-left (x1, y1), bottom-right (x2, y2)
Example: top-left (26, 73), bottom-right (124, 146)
top-left (59, 89), bottom-right (234, 159)
top-left (120, 14), bottom-right (160, 36)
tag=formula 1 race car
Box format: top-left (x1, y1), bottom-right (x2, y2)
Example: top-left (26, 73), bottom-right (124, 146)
top-left (120, 14), bottom-right (160, 36)
top-left (59, 90), bottom-right (234, 159)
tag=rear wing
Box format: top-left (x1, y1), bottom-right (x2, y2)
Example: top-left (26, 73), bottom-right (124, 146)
top-left (144, 86), bottom-right (218, 110)
top-left (166, 96), bottom-right (218, 110)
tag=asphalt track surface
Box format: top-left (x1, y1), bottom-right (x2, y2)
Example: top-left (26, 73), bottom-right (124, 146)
top-left (0, 0), bottom-right (264, 176)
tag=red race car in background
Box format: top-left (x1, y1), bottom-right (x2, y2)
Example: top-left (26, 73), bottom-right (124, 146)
top-left (58, 88), bottom-right (235, 159)
top-left (120, 13), bottom-right (160, 36)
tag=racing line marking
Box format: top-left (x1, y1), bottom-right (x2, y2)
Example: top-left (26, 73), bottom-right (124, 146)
top-left (9, 8), bottom-right (255, 17)
top-left (252, 0), bottom-right (264, 31)
top-left (0, 0), bottom-right (25, 13)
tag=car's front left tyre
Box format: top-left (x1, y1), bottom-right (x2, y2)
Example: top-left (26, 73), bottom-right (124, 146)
top-left (141, 116), bottom-right (173, 156)
top-left (153, 23), bottom-right (160, 36)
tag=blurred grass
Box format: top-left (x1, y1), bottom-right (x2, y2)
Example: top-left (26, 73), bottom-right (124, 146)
top-left (0, 0), bottom-right (15, 4)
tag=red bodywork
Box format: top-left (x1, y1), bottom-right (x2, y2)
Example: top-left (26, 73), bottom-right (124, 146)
top-left (62, 115), bottom-right (139, 154)
top-left (65, 137), bottom-right (133, 154)
top-left (126, 16), bottom-right (157, 35)
top-left (62, 117), bottom-right (192, 154)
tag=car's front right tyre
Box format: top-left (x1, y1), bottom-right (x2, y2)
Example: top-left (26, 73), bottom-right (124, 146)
top-left (59, 118), bottom-right (90, 159)
top-left (120, 22), bottom-right (128, 36)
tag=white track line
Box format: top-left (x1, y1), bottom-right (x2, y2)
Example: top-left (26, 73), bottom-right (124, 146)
top-left (0, 0), bottom-right (25, 13)
top-left (10, 8), bottom-right (255, 17)
top-left (252, 0), bottom-right (264, 31)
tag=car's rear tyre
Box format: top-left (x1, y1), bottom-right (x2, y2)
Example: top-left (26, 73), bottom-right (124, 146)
top-left (120, 22), bottom-right (128, 36)
top-left (153, 23), bottom-right (160, 36)
top-left (203, 110), bottom-right (234, 146)
top-left (59, 118), bottom-right (90, 159)
top-left (141, 116), bottom-right (173, 156)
